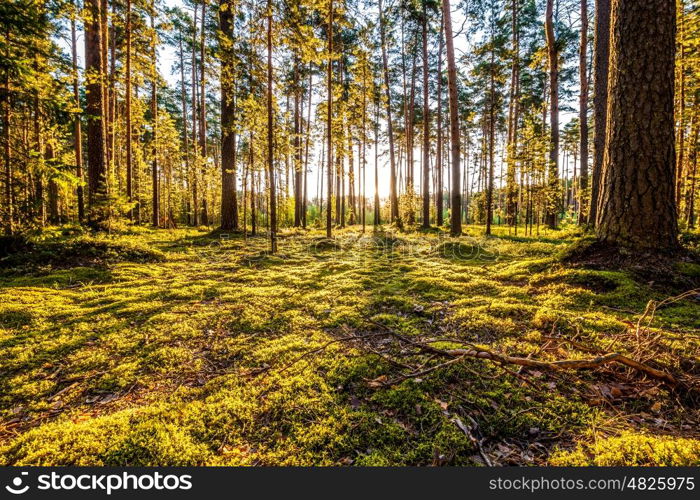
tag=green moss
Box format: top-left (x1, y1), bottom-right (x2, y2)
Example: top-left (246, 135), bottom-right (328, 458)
top-left (0, 226), bottom-right (696, 466)
top-left (550, 432), bottom-right (700, 466)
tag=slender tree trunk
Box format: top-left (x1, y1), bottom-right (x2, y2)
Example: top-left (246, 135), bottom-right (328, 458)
top-left (200, 0), bottom-right (209, 225)
top-left (505, 0), bottom-right (519, 227)
top-left (326, 0), bottom-right (333, 238)
top-left (250, 131), bottom-right (256, 235)
top-left (590, 0), bottom-right (610, 226)
top-left (150, 7), bottom-right (159, 227)
top-left (544, 0), bottom-right (559, 229)
top-left (125, 0), bottom-right (133, 220)
top-left (596, 0), bottom-right (678, 251)
top-left (71, 11), bottom-right (84, 222)
top-left (578, 0), bottom-right (589, 224)
top-left (379, 0), bottom-right (398, 223)
top-left (303, 70), bottom-right (312, 228)
top-left (178, 33), bottom-right (191, 226)
top-left (486, 45), bottom-right (495, 236)
top-left (436, 12), bottom-right (444, 227)
top-left (100, 0), bottom-right (110, 175)
top-left (293, 60), bottom-right (302, 227)
top-left (443, 0), bottom-right (461, 236)
top-left (191, 4), bottom-right (199, 225)
top-left (266, 0), bottom-right (277, 252)
top-left (676, 1), bottom-right (686, 206)
top-left (2, 48), bottom-right (12, 234)
top-left (374, 98), bottom-right (380, 226)
top-left (421, 1), bottom-right (430, 228)
top-left (47, 144), bottom-right (59, 223)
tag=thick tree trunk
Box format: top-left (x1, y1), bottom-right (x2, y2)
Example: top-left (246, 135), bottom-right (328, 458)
top-left (590, 0), bottom-right (610, 227)
top-left (442, 0), bottom-right (461, 236)
top-left (220, 0), bottom-right (238, 230)
top-left (85, 0), bottom-right (107, 219)
top-left (595, 0), bottom-right (678, 251)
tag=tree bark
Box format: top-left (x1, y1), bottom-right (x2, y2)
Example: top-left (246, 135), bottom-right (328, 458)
top-left (544, 0), bottom-right (559, 229)
top-left (443, 0), bottom-right (461, 236)
top-left (505, 0), bottom-right (519, 228)
top-left (85, 0), bottom-right (107, 219)
top-left (266, 0), bottom-right (277, 252)
top-left (150, 7), bottom-right (159, 227)
top-left (436, 12), bottom-right (444, 227)
top-left (71, 9), bottom-right (84, 223)
top-left (378, 0), bottom-right (398, 223)
top-left (220, 0), bottom-right (238, 230)
top-left (595, 0), bottom-right (678, 251)
top-left (421, 0), bottom-right (430, 229)
top-left (578, 0), bottom-right (589, 224)
top-left (590, 0), bottom-right (610, 227)
top-left (199, 0), bottom-right (209, 225)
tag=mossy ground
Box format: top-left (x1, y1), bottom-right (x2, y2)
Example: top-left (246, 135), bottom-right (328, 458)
top-left (0, 224), bottom-right (698, 466)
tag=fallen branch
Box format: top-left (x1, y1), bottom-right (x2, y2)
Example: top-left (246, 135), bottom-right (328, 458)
top-left (362, 318), bottom-right (679, 388)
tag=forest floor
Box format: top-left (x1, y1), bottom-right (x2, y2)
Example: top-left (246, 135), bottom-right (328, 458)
top-left (0, 224), bottom-right (699, 466)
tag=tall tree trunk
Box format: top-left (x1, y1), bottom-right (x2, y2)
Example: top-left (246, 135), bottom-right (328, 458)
top-left (436, 12), bottom-right (444, 227)
top-left (578, 0), bottom-right (589, 224)
top-left (544, 0), bottom-right (559, 229)
top-left (486, 44), bottom-right (495, 236)
top-left (220, 0), bottom-right (238, 230)
top-left (374, 98), bottom-right (380, 226)
top-left (590, 0), bottom-right (610, 226)
top-left (100, 0), bottom-right (110, 175)
top-left (421, 0), bottom-right (430, 228)
top-left (293, 60), bottom-right (302, 227)
top-left (303, 70), bottom-right (312, 228)
top-left (2, 41), bottom-right (12, 234)
top-left (596, 0), bottom-right (678, 251)
top-left (191, 4), bottom-right (199, 225)
top-left (125, 0), bottom-right (133, 220)
top-left (85, 0), bottom-right (107, 221)
top-left (266, 0), bottom-right (277, 252)
top-left (443, 0), bottom-right (461, 236)
top-left (505, 0), bottom-right (519, 227)
top-left (326, 0), bottom-right (333, 238)
top-left (378, 0), bottom-right (398, 223)
top-left (150, 7), bottom-right (159, 227)
top-left (178, 33), bottom-right (191, 226)
top-left (71, 10), bottom-right (84, 222)
top-left (200, 0), bottom-right (209, 225)
top-left (675, 1), bottom-right (686, 206)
